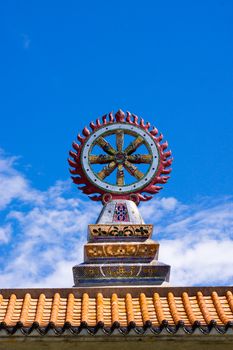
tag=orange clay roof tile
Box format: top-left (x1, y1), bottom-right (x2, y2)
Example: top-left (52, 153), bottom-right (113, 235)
top-left (111, 293), bottom-right (119, 325)
top-left (0, 287), bottom-right (233, 336)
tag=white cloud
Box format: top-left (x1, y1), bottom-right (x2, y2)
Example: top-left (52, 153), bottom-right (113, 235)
top-left (4, 180), bottom-right (101, 286)
top-left (0, 150), bottom-right (43, 209)
top-left (0, 150), bottom-right (101, 287)
top-left (0, 224), bottom-right (12, 244)
top-left (160, 238), bottom-right (233, 286)
top-left (0, 150), bottom-right (233, 287)
top-left (139, 196), bottom-right (181, 223)
top-left (155, 198), bottom-right (233, 286)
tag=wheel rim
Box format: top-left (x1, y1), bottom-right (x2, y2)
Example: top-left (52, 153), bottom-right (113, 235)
top-left (81, 123), bottom-right (159, 194)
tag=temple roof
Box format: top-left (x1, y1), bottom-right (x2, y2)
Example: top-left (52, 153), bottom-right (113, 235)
top-left (0, 286), bottom-right (233, 336)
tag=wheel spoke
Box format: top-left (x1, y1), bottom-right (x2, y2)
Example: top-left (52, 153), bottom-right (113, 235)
top-left (117, 164), bottom-right (124, 186)
top-left (116, 130), bottom-right (124, 152)
top-left (89, 154), bottom-right (115, 164)
top-left (127, 154), bottom-right (152, 164)
top-left (124, 136), bottom-right (144, 155)
top-left (97, 161), bottom-right (117, 180)
top-left (124, 160), bottom-right (144, 180)
top-left (95, 136), bottom-right (117, 155)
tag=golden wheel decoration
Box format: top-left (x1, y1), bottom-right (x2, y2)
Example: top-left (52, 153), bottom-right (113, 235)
top-left (68, 110), bottom-right (173, 204)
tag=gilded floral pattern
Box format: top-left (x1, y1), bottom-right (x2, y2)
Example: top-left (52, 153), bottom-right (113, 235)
top-left (85, 242), bottom-right (159, 259)
top-left (89, 224), bottom-right (152, 239)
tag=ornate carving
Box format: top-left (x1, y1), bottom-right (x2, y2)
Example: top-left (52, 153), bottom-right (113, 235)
top-left (89, 224), bottom-right (153, 240)
top-left (68, 110), bottom-right (173, 204)
top-left (73, 263), bottom-right (170, 280)
top-left (113, 202), bottom-right (129, 222)
top-left (84, 242), bottom-right (159, 260)
top-left (103, 265), bottom-right (138, 277)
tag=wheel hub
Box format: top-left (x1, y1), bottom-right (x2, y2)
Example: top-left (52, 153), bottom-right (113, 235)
top-left (115, 152), bottom-right (127, 164)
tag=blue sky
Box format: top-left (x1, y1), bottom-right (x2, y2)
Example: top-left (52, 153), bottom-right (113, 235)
top-left (0, 0), bottom-right (233, 287)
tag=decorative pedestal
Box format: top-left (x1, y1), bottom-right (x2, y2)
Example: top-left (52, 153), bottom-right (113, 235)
top-left (73, 200), bottom-right (170, 286)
